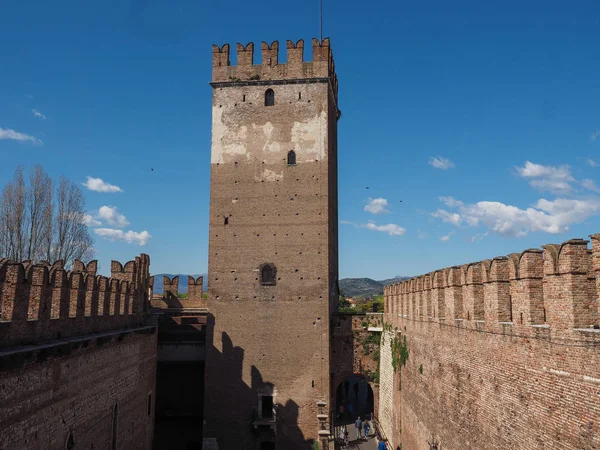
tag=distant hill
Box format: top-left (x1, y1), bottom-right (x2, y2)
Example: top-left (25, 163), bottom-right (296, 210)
top-left (339, 276), bottom-right (409, 298)
top-left (152, 274), bottom-right (208, 294)
top-left (151, 273), bottom-right (406, 298)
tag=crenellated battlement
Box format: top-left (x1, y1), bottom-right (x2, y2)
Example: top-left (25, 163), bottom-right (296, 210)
top-left (211, 38), bottom-right (337, 92)
top-left (0, 254), bottom-right (151, 348)
top-left (384, 236), bottom-right (600, 332)
top-left (148, 274), bottom-right (206, 309)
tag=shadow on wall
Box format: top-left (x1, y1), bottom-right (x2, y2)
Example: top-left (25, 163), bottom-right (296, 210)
top-left (153, 312), bottom-right (206, 450)
top-left (204, 314), bottom-right (319, 449)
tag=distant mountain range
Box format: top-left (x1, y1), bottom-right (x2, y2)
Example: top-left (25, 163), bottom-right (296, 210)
top-left (151, 273), bottom-right (408, 298)
top-left (339, 276), bottom-right (409, 298)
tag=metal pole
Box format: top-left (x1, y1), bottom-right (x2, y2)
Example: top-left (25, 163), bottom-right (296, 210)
top-left (319, 0), bottom-right (323, 42)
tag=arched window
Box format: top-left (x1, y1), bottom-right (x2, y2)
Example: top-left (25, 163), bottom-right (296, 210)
top-left (287, 150), bottom-right (296, 165)
top-left (260, 264), bottom-right (276, 286)
top-left (265, 89), bottom-right (274, 106)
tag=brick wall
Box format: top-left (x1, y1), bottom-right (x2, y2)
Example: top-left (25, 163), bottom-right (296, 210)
top-left (331, 314), bottom-right (382, 414)
top-left (148, 275), bottom-right (206, 309)
top-left (381, 236), bottom-right (600, 449)
top-left (0, 253), bottom-right (157, 450)
top-left (378, 329), bottom-right (395, 442)
top-left (0, 254), bottom-right (151, 347)
top-left (0, 328), bottom-right (157, 450)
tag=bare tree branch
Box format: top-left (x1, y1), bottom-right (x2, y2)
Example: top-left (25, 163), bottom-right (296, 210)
top-left (0, 167), bottom-right (27, 261)
top-left (26, 165), bottom-right (52, 261)
top-left (53, 176), bottom-right (93, 266)
top-left (0, 166), bottom-right (93, 267)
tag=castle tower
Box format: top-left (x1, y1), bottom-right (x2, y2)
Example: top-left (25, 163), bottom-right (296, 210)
top-left (204, 38), bottom-right (339, 449)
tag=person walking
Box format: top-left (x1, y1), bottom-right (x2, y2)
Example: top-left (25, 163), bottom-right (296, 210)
top-left (354, 416), bottom-right (363, 439)
top-left (378, 437), bottom-right (388, 449)
top-left (363, 419), bottom-right (370, 438)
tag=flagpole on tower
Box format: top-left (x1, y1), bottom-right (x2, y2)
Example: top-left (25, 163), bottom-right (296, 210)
top-left (319, 0), bottom-right (323, 42)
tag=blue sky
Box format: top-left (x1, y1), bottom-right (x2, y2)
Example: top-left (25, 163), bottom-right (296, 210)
top-left (1, 0), bottom-right (600, 279)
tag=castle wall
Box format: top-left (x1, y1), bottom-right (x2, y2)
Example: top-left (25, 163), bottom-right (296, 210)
top-left (148, 275), bottom-right (206, 309)
top-left (381, 237), bottom-right (600, 449)
top-left (204, 38), bottom-right (338, 449)
top-left (331, 314), bottom-right (382, 416)
top-left (0, 254), bottom-right (150, 347)
top-left (378, 329), bottom-right (395, 443)
top-left (0, 329), bottom-right (157, 450)
top-left (0, 254), bottom-right (156, 450)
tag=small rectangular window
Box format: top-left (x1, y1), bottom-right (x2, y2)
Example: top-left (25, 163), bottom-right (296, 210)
top-left (147, 392), bottom-right (152, 416)
top-left (224, 216), bottom-right (229, 225)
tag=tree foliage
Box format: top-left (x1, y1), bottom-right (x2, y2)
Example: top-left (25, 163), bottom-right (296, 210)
top-left (0, 165), bottom-right (94, 267)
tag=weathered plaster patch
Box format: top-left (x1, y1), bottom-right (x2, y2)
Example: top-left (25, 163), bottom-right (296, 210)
top-left (212, 107), bottom-right (328, 164)
top-left (291, 111), bottom-right (327, 160)
top-left (257, 169), bottom-right (284, 182)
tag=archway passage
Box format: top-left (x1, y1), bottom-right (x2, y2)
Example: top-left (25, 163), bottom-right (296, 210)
top-left (334, 374), bottom-right (374, 426)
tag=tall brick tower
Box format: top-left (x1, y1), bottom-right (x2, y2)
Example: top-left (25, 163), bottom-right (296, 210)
top-left (203, 38), bottom-right (339, 449)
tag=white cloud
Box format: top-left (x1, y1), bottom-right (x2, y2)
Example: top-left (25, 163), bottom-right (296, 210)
top-left (588, 158), bottom-right (598, 167)
top-left (440, 231), bottom-right (454, 242)
top-left (83, 176), bottom-right (123, 193)
top-left (341, 220), bottom-right (406, 236)
top-left (32, 109), bottom-right (46, 120)
top-left (364, 197), bottom-right (389, 214)
top-left (0, 127), bottom-right (42, 145)
top-left (82, 214), bottom-right (102, 227)
top-left (432, 209), bottom-right (462, 226)
top-left (94, 228), bottom-right (152, 246)
top-left (365, 222), bottom-right (406, 236)
top-left (592, 131), bottom-right (600, 141)
top-left (432, 196), bottom-right (600, 237)
top-left (438, 196), bottom-right (464, 208)
top-left (515, 161), bottom-right (575, 194)
top-left (470, 232), bottom-right (489, 243)
top-left (429, 156), bottom-right (455, 170)
top-left (581, 179), bottom-right (600, 193)
top-left (97, 206), bottom-right (129, 228)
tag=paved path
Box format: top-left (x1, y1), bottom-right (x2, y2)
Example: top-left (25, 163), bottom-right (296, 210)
top-left (342, 429), bottom-right (379, 450)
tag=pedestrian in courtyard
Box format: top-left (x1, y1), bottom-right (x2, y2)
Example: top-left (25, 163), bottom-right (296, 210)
top-left (378, 437), bottom-right (388, 450)
top-left (338, 404), bottom-right (344, 420)
top-left (354, 416), bottom-right (363, 439)
top-left (363, 418), bottom-right (370, 437)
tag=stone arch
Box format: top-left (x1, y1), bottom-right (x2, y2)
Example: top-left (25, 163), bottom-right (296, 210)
top-left (333, 373), bottom-right (376, 425)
